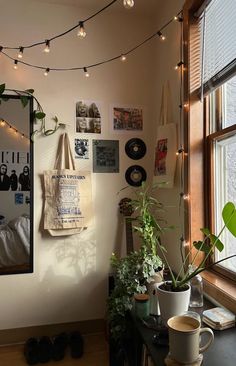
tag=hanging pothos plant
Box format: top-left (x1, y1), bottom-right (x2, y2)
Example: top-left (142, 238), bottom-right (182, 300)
top-left (0, 83), bottom-right (66, 140)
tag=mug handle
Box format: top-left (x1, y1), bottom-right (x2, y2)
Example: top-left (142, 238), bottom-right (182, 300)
top-left (199, 327), bottom-right (214, 353)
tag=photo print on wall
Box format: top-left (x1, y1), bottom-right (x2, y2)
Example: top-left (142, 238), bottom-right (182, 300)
top-left (111, 105), bottom-right (143, 132)
top-left (0, 150), bottom-right (30, 192)
top-left (75, 139), bottom-right (89, 159)
top-left (76, 100), bottom-right (101, 134)
top-left (93, 140), bottom-right (119, 173)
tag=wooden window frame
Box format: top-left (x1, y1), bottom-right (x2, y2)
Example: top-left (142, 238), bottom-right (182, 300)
top-left (207, 123), bottom-right (236, 282)
top-left (183, 0), bottom-right (236, 312)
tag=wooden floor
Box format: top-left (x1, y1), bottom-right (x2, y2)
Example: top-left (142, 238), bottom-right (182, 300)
top-left (0, 333), bottom-right (109, 366)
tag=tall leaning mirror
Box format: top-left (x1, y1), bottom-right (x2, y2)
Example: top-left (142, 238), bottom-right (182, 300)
top-left (0, 95), bottom-right (33, 275)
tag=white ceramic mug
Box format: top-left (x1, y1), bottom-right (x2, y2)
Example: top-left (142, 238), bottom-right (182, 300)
top-left (167, 315), bottom-right (214, 364)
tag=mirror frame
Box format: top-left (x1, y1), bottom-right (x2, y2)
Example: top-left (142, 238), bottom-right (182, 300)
top-left (0, 94), bottom-right (34, 275)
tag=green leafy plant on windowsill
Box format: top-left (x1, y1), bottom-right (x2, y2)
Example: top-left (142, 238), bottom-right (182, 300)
top-left (108, 183), bottom-right (236, 343)
top-left (0, 83), bottom-right (66, 139)
top-left (131, 183), bottom-right (236, 292)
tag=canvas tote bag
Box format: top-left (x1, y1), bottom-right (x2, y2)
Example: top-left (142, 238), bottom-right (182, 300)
top-left (153, 81), bottom-right (177, 188)
top-left (43, 133), bottom-right (93, 236)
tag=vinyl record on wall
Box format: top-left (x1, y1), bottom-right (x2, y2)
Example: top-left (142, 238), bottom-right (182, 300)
top-left (125, 138), bottom-right (146, 160)
top-left (125, 165), bottom-right (147, 187)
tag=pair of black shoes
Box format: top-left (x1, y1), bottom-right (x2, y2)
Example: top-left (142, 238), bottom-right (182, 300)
top-left (24, 331), bottom-right (83, 365)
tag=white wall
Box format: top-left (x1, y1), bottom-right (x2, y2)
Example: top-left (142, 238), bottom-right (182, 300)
top-left (0, 0), bottom-right (184, 330)
top-left (154, 0), bottom-right (185, 273)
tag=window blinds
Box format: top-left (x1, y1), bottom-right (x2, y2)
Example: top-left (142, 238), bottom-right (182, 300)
top-left (191, 0), bottom-right (236, 96)
top-left (203, 0), bottom-right (236, 94)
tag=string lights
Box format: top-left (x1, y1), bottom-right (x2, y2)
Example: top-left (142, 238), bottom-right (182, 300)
top-left (77, 21), bottom-right (86, 38)
top-left (13, 60), bottom-right (18, 70)
top-left (0, 118), bottom-right (29, 140)
top-left (123, 0), bottom-right (135, 9)
top-left (43, 40), bottom-right (50, 53)
top-left (83, 67), bottom-right (90, 77)
top-left (157, 31), bottom-right (166, 41)
top-left (0, 7), bottom-right (183, 76)
top-left (175, 61), bottom-right (184, 70)
top-left (17, 46), bottom-right (24, 59)
top-left (44, 68), bottom-right (50, 76)
top-left (173, 12), bottom-right (190, 259)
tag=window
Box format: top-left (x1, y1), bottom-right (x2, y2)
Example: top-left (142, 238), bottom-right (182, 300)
top-left (207, 78), bottom-right (236, 279)
top-left (184, 0), bottom-right (236, 312)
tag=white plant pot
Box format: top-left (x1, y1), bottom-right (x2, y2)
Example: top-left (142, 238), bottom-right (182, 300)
top-left (156, 281), bottom-right (190, 324)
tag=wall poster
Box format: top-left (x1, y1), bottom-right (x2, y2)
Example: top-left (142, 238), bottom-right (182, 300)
top-left (76, 100), bottom-right (101, 134)
top-left (153, 124), bottom-right (177, 188)
top-left (74, 139), bottom-right (89, 159)
top-left (111, 105), bottom-right (143, 132)
top-left (93, 140), bottom-right (119, 173)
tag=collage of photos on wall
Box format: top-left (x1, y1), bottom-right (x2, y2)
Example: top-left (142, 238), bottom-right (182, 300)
top-left (75, 101), bottom-right (146, 183)
top-left (76, 100), bottom-right (101, 134)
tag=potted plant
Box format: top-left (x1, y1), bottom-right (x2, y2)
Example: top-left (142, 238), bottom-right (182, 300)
top-left (128, 184), bottom-right (236, 323)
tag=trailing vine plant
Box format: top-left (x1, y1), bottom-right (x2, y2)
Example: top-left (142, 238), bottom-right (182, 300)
top-left (0, 83), bottom-right (66, 140)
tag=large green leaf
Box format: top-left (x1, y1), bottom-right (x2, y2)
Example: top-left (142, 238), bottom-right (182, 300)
top-left (222, 202), bottom-right (236, 237)
top-left (0, 83), bottom-right (5, 96)
top-left (209, 234), bottom-right (224, 252)
top-left (20, 96), bottom-right (29, 108)
top-left (200, 228), bottom-right (211, 236)
top-left (193, 240), bottom-right (211, 254)
top-left (35, 112), bottom-right (46, 120)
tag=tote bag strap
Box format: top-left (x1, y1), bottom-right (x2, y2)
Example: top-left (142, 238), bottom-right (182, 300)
top-left (159, 81), bottom-right (173, 126)
top-left (54, 133), bottom-right (76, 170)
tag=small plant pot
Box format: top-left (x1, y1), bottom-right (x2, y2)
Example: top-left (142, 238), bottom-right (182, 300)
top-left (156, 281), bottom-right (190, 325)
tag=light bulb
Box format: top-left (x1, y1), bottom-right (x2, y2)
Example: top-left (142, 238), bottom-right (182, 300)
top-left (44, 40), bottom-right (50, 53)
top-left (157, 31), bottom-right (166, 41)
top-left (44, 68), bottom-right (50, 76)
top-left (77, 22), bottom-right (86, 38)
top-left (123, 0), bottom-right (134, 9)
top-left (180, 192), bottom-right (190, 200)
top-left (175, 61), bottom-right (184, 70)
top-left (13, 60), bottom-right (18, 70)
top-left (18, 46), bottom-right (24, 59)
top-left (0, 120), bottom-right (5, 126)
top-left (120, 54), bottom-right (127, 62)
top-left (83, 67), bottom-right (90, 77)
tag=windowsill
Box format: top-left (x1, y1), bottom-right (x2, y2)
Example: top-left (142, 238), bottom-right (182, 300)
top-left (201, 270), bottom-right (236, 313)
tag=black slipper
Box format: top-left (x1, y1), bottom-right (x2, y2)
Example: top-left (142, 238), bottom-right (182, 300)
top-left (24, 337), bottom-right (39, 365)
top-left (69, 331), bottom-right (84, 359)
top-left (52, 332), bottom-right (68, 361)
top-left (38, 336), bottom-right (52, 363)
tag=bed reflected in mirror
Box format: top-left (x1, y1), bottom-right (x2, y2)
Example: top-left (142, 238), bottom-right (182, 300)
top-left (0, 95), bottom-right (33, 275)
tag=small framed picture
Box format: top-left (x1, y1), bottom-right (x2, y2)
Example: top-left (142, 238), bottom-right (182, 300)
top-left (93, 140), bottom-right (119, 173)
